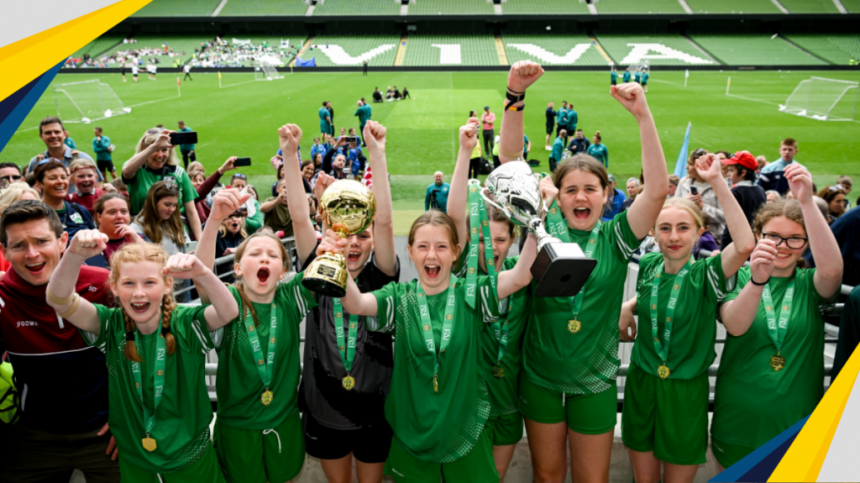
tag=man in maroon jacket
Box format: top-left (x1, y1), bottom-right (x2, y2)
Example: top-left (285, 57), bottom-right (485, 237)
top-left (0, 200), bottom-right (119, 482)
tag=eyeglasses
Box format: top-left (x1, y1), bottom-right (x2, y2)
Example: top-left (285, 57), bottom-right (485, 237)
top-left (0, 175), bottom-right (22, 182)
top-left (828, 184), bottom-right (845, 192)
top-left (162, 178), bottom-right (179, 191)
top-left (761, 233), bottom-right (808, 250)
top-left (232, 173), bottom-right (247, 180)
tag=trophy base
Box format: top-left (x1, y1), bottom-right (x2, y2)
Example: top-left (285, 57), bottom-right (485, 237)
top-left (302, 253), bottom-right (349, 298)
top-left (530, 242), bottom-right (598, 298)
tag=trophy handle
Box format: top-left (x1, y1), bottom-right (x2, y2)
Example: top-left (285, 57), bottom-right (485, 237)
top-left (480, 187), bottom-right (514, 219)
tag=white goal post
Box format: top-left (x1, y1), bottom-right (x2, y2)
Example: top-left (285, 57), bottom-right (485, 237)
top-left (255, 63), bottom-right (286, 81)
top-left (54, 79), bottom-right (131, 124)
top-left (780, 77), bottom-right (859, 121)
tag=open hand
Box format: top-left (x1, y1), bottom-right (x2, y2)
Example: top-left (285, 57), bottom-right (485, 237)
top-left (611, 83), bottom-right (650, 119)
top-left (219, 156), bottom-right (238, 175)
top-left (163, 253), bottom-right (205, 280)
top-left (153, 130), bottom-right (174, 149)
top-left (210, 189), bottom-right (251, 221)
top-left (97, 422), bottom-right (118, 461)
top-left (507, 60), bottom-right (544, 94)
top-left (686, 193), bottom-right (703, 209)
top-left (69, 230), bottom-right (109, 259)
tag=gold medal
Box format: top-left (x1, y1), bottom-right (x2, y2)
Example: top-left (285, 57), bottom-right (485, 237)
top-left (261, 390), bottom-right (273, 406)
top-left (568, 319), bottom-right (581, 333)
top-left (657, 364), bottom-right (671, 379)
top-left (433, 375), bottom-right (439, 393)
top-left (142, 436), bottom-right (157, 452)
top-left (770, 353), bottom-right (786, 372)
top-left (492, 366), bottom-right (505, 379)
top-left (342, 375), bottom-right (355, 391)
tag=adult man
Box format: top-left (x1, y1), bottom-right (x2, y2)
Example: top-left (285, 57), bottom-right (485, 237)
top-left (720, 151), bottom-right (767, 248)
top-left (549, 129), bottom-right (568, 173)
top-left (260, 177), bottom-right (294, 237)
top-left (622, 67), bottom-right (631, 83)
top-left (0, 162), bottom-right (23, 188)
top-left (327, 101), bottom-right (335, 134)
top-left (675, 151), bottom-right (726, 239)
top-left (64, 131), bottom-right (77, 150)
top-left (568, 128), bottom-right (590, 155)
top-left (354, 99), bottom-right (372, 145)
top-left (602, 174), bottom-right (626, 220)
top-left (829, 201), bottom-right (860, 287)
top-left (176, 120), bottom-right (196, 169)
top-left (131, 62), bottom-right (139, 82)
top-left (566, 103), bottom-right (579, 135)
top-left (611, 66), bottom-right (618, 86)
top-left (758, 138), bottom-right (804, 196)
top-left (0, 200), bottom-right (118, 482)
top-left (481, 106), bottom-right (496, 159)
top-left (544, 102), bottom-right (557, 150)
top-left (424, 171), bottom-right (450, 213)
top-left (183, 63), bottom-right (192, 81)
top-left (621, 177), bottom-right (639, 211)
top-left (556, 101), bottom-right (569, 138)
top-left (26, 116), bottom-right (102, 191)
top-left (641, 68), bottom-right (650, 93)
top-left (320, 101), bottom-right (334, 139)
top-left (91, 127), bottom-right (116, 181)
top-left (372, 87), bottom-right (383, 103)
top-left (363, 60), bottom-right (368, 76)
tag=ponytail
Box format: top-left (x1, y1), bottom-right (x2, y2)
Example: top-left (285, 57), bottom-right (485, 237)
top-left (235, 281), bottom-right (260, 328)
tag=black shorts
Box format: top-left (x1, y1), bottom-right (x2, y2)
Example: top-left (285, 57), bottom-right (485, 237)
top-left (181, 150), bottom-right (196, 163)
top-left (97, 159), bottom-right (115, 173)
top-left (546, 123), bottom-right (554, 135)
top-left (303, 413), bottom-right (393, 463)
top-left (642, 82), bottom-right (648, 87)
top-left (611, 80), bottom-right (617, 85)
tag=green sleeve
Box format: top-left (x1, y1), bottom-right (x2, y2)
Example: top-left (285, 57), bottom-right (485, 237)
top-left (604, 209), bottom-right (642, 263)
top-left (368, 281), bottom-right (399, 333)
top-left (696, 253), bottom-right (735, 304)
top-left (276, 271), bottom-right (319, 325)
top-left (721, 267), bottom-right (750, 304)
top-left (476, 275), bottom-right (501, 322)
top-left (453, 241), bottom-right (470, 278)
top-left (799, 268), bottom-right (837, 306)
top-left (178, 171), bottom-right (197, 206)
top-left (172, 305), bottom-right (219, 355)
top-left (245, 199), bottom-right (263, 233)
top-left (80, 304), bottom-right (116, 348)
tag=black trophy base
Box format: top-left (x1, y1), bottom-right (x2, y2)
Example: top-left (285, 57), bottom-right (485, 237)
top-left (530, 242), bottom-right (598, 298)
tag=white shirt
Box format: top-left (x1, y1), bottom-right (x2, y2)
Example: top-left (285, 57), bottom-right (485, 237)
top-left (131, 65), bottom-right (138, 74)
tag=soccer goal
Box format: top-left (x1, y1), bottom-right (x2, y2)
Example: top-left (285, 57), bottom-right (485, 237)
top-left (780, 77), bottom-right (859, 121)
top-left (255, 63), bottom-right (285, 81)
top-left (54, 79), bottom-right (130, 124)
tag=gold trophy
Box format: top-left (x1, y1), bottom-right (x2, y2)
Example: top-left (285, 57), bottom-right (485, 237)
top-left (302, 180), bottom-right (376, 297)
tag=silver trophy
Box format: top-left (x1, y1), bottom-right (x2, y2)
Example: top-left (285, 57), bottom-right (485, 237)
top-left (481, 161), bottom-right (596, 298)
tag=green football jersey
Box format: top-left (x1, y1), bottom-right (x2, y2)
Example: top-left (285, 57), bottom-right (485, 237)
top-left (523, 210), bottom-right (641, 394)
top-left (82, 304), bottom-right (221, 473)
top-left (214, 273), bottom-right (317, 430)
top-left (123, 164), bottom-right (197, 215)
top-left (370, 276), bottom-right (499, 463)
top-left (631, 252), bottom-right (731, 380)
top-left (713, 267), bottom-right (832, 449)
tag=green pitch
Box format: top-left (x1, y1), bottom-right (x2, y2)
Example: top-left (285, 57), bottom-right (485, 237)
top-left (4, 70), bottom-right (860, 233)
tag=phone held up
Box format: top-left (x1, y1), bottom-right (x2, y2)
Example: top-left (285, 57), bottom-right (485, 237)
top-left (234, 157), bottom-right (252, 167)
top-left (169, 131), bottom-right (198, 146)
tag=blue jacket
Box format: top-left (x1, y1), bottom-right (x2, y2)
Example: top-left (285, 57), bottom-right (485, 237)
top-left (92, 135), bottom-right (112, 161)
top-left (425, 182), bottom-right (450, 212)
top-left (757, 159), bottom-right (802, 196)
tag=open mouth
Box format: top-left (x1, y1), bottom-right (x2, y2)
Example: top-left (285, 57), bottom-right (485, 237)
top-left (257, 267), bottom-right (271, 284)
top-left (573, 207), bottom-right (591, 220)
top-left (130, 302), bottom-right (150, 314)
top-left (424, 264), bottom-right (440, 279)
top-left (493, 255), bottom-right (499, 267)
top-left (231, 222), bottom-right (239, 229)
top-left (347, 251), bottom-right (361, 263)
top-left (776, 252), bottom-right (792, 260)
top-left (25, 262), bottom-right (46, 274)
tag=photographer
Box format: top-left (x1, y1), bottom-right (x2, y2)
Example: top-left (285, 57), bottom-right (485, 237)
top-left (424, 171), bottom-right (450, 213)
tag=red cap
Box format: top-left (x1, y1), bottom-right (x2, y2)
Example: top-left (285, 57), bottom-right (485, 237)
top-left (722, 151), bottom-right (758, 171)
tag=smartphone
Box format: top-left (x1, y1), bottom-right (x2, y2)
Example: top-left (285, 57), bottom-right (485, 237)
top-left (169, 131), bottom-right (198, 145)
top-left (690, 186), bottom-right (698, 195)
top-left (234, 157), bottom-right (252, 167)
top-left (344, 136), bottom-right (358, 144)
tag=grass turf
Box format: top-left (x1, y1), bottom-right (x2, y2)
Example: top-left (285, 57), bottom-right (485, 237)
top-left (5, 70), bottom-right (860, 233)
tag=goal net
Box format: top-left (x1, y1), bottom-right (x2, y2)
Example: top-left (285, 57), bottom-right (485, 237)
top-left (780, 77), bottom-right (859, 121)
top-left (54, 79), bottom-right (130, 124)
top-left (255, 63), bottom-right (284, 81)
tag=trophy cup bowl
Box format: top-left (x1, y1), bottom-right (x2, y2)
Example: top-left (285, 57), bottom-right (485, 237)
top-left (302, 180), bottom-right (376, 297)
top-left (481, 161), bottom-right (596, 298)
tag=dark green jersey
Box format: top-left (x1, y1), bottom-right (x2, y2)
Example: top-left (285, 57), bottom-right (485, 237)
top-left (123, 164), bottom-right (197, 215)
top-left (82, 305), bottom-right (220, 473)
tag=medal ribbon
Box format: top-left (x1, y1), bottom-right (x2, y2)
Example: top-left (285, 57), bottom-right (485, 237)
top-left (416, 275), bottom-right (458, 390)
top-left (131, 328), bottom-right (166, 438)
top-left (243, 301), bottom-right (278, 390)
top-left (466, 179), bottom-right (498, 309)
top-left (333, 296), bottom-right (358, 373)
top-left (547, 218), bottom-right (600, 321)
top-left (762, 279), bottom-right (794, 353)
top-left (649, 258), bottom-right (694, 365)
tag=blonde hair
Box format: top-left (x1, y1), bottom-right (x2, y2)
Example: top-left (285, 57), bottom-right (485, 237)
top-left (187, 161), bottom-right (205, 174)
top-left (232, 228), bottom-right (289, 328)
top-left (219, 216), bottom-right (248, 239)
top-left (0, 182), bottom-right (42, 214)
top-left (109, 243), bottom-right (177, 362)
top-left (68, 159), bottom-right (97, 178)
top-left (135, 128), bottom-right (180, 167)
top-left (659, 198), bottom-right (704, 230)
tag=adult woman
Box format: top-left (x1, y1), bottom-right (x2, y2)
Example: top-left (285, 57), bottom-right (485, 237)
top-left (816, 185), bottom-right (847, 220)
top-left (301, 160), bottom-right (316, 192)
top-left (526, 81), bottom-right (668, 483)
top-left (281, 121), bottom-right (398, 483)
top-left (87, 193), bottom-right (146, 267)
top-left (618, 154), bottom-right (754, 483)
top-left (34, 160), bottom-right (95, 241)
top-left (586, 131), bottom-right (609, 168)
top-left (121, 128), bottom-right (202, 241)
top-left (712, 164), bottom-right (842, 470)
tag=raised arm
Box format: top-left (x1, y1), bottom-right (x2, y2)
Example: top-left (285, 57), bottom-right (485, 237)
top-left (696, 154), bottom-right (755, 278)
top-left (363, 121), bottom-right (396, 276)
top-left (319, 232), bottom-right (379, 316)
top-left (497, 233), bottom-right (536, 299)
top-left (499, 61), bottom-right (544, 164)
top-left (613, 83), bottom-right (669, 239)
top-left (163, 253), bottom-right (238, 330)
top-left (195, 189), bottom-right (250, 302)
top-left (121, 130), bottom-right (173, 180)
top-left (185, 202), bottom-right (202, 242)
top-left (448, 119), bottom-right (481, 250)
top-left (720, 239), bottom-right (776, 336)
top-left (45, 230), bottom-right (105, 334)
top-left (196, 157), bottom-right (234, 200)
top-left (785, 164), bottom-right (843, 299)
top-left (278, 124), bottom-right (318, 263)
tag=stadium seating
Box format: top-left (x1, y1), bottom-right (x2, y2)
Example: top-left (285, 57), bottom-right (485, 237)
top-left (785, 35), bottom-right (860, 65)
top-left (314, 0), bottom-right (402, 15)
top-left (401, 36), bottom-right (498, 66)
top-left (501, 0), bottom-right (591, 14)
top-left (218, 0), bottom-right (309, 16)
top-left (71, 35), bottom-right (125, 60)
top-left (409, 0), bottom-right (495, 15)
top-left (685, 0), bottom-right (780, 14)
top-left (840, 0), bottom-right (860, 12)
top-left (503, 35), bottom-right (607, 66)
top-left (597, 35), bottom-right (717, 66)
top-left (690, 35), bottom-right (828, 65)
top-left (778, 0), bottom-right (840, 13)
top-left (304, 36), bottom-right (400, 66)
top-left (110, 35), bottom-right (209, 65)
top-left (593, 0), bottom-right (687, 14)
top-left (132, 0), bottom-right (221, 16)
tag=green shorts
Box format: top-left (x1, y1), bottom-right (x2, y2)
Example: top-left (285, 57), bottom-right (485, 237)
top-left (118, 443), bottom-right (225, 483)
top-left (485, 412), bottom-right (524, 446)
top-left (384, 430), bottom-right (498, 483)
top-left (320, 122), bottom-right (333, 135)
top-left (621, 363), bottom-right (709, 466)
top-left (214, 411), bottom-right (305, 483)
top-left (518, 374), bottom-right (617, 435)
top-left (711, 437), bottom-right (755, 470)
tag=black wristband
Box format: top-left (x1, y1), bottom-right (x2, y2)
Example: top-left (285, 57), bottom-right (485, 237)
top-left (505, 90), bottom-right (525, 104)
top-left (505, 103), bottom-right (525, 112)
top-left (750, 276), bottom-right (769, 286)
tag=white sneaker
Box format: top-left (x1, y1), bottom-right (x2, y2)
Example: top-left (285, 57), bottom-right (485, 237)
top-left (544, 146), bottom-right (552, 151)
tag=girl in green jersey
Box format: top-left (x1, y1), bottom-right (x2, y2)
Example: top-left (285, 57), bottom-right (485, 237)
top-left (526, 81), bottom-right (669, 483)
top-left (195, 187), bottom-right (318, 483)
top-left (322, 209), bottom-right (536, 483)
top-left (617, 154), bottom-right (755, 483)
top-left (713, 164), bottom-right (843, 470)
top-left (46, 233), bottom-right (239, 482)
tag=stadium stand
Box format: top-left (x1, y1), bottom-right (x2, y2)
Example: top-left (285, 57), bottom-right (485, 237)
top-left (685, 0), bottom-right (781, 14)
top-left (218, 0), bottom-right (309, 16)
top-left (188, 37), bottom-right (297, 67)
top-left (501, 0), bottom-right (591, 14)
top-left (409, 0), bottom-right (495, 15)
top-left (778, 0), bottom-right (841, 13)
top-left (690, 35), bottom-right (829, 66)
top-left (503, 35), bottom-right (607, 66)
top-left (314, 0), bottom-right (402, 16)
top-left (401, 36), bottom-right (498, 66)
top-left (304, 36), bottom-right (400, 66)
top-left (785, 35), bottom-right (860, 65)
top-left (593, 0), bottom-right (687, 14)
top-left (71, 35), bottom-right (125, 60)
top-left (840, 0), bottom-right (860, 12)
top-left (132, 0), bottom-right (221, 16)
top-left (98, 35), bottom-right (208, 67)
top-left (597, 35), bottom-right (717, 66)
